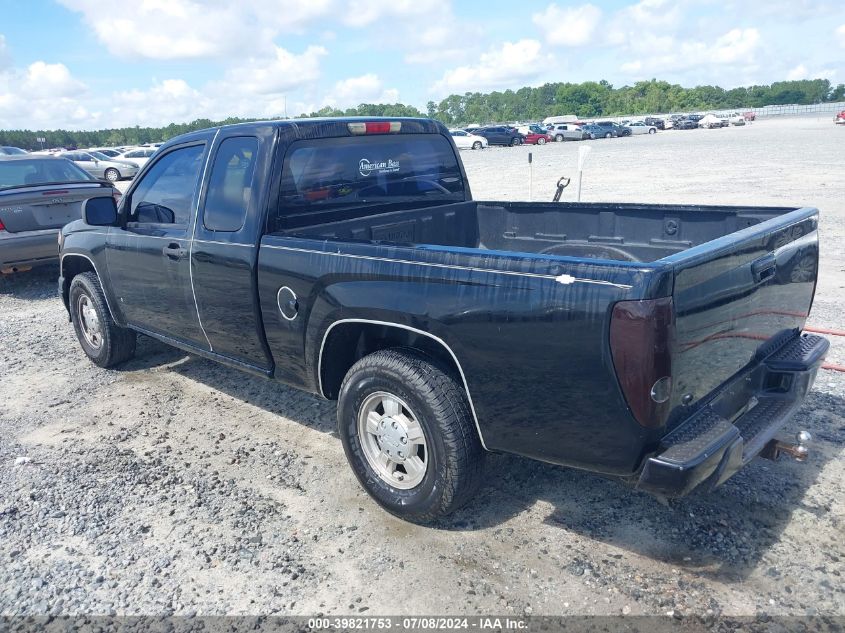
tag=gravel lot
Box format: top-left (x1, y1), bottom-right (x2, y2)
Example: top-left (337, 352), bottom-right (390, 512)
top-left (1, 117), bottom-right (843, 618)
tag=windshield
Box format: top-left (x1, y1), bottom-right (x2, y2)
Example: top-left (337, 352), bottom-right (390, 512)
top-left (1, 147), bottom-right (28, 155)
top-left (278, 134), bottom-right (466, 223)
top-left (0, 158), bottom-right (94, 188)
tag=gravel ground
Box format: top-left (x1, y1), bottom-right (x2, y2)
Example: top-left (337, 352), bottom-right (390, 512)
top-left (1, 116), bottom-right (843, 618)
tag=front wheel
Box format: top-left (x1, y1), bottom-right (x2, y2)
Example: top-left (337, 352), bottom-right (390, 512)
top-left (472, 141), bottom-right (482, 150)
top-left (104, 168), bottom-right (120, 182)
top-left (69, 272), bottom-right (136, 368)
top-left (605, 132), bottom-right (613, 138)
top-left (555, 134), bottom-right (564, 142)
top-left (337, 349), bottom-right (485, 523)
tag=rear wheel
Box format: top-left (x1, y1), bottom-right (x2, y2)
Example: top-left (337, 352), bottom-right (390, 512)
top-left (104, 168), bottom-right (120, 182)
top-left (337, 349), bottom-right (485, 523)
top-left (537, 137), bottom-right (546, 145)
top-left (605, 132), bottom-right (613, 138)
top-left (69, 272), bottom-right (136, 368)
top-left (648, 128), bottom-right (656, 134)
top-left (472, 141), bottom-right (482, 150)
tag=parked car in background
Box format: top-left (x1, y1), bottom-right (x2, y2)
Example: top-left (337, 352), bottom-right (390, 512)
top-left (517, 124), bottom-right (552, 145)
top-left (547, 124), bottom-right (588, 141)
top-left (729, 113), bottom-right (747, 126)
top-left (581, 123), bottom-right (615, 139)
top-left (116, 147), bottom-right (157, 168)
top-left (687, 114), bottom-right (705, 124)
top-left (644, 117), bottom-right (666, 130)
top-left (614, 123), bottom-right (632, 137)
top-left (589, 121), bottom-right (623, 138)
top-left (472, 126), bottom-right (524, 146)
top-left (60, 151), bottom-right (140, 182)
top-left (0, 146), bottom-right (28, 155)
top-left (87, 148), bottom-right (123, 158)
top-left (744, 111), bottom-right (756, 121)
top-left (699, 114), bottom-right (723, 129)
top-left (627, 121), bottom-right (658, 135)
top-left (0, 155), bottom-right (117, 273)
top-left (835, 111), bottom-right (845, 124)
top-left (449, 129), bottom-right (488, 150)
top-left (673, 118), bottom-right (698, 130)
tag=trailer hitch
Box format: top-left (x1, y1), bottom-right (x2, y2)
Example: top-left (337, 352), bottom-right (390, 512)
top-left (761, 431), bottom-right (812, 462)
top-left (552, 176), bottom-right (571, 202)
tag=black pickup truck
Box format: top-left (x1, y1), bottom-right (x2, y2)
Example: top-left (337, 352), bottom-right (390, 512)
top-left (58, 117), bottom-right (828, 523)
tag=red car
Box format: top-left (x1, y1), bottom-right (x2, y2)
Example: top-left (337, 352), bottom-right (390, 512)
top-left (835, 110), bottom-right (845, 124)
top-left (517, 125), bottom-right (553, 145)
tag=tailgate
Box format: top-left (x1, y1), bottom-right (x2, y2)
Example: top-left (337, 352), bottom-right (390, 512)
top-left (668, 207), bottom-right (819, 423)
top-left (0, 182), bottom-right (112, 232)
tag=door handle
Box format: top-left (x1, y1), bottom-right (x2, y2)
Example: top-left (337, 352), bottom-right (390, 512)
top-left (751, 253), bottom-right (776, 283)
top-left (162, 242), bottom-right (187, 260)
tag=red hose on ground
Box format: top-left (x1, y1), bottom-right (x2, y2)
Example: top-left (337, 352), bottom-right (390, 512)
top-left (806, 326), bottom-right (845, 337)
top-left (822, 363), bottom-right (845, 373)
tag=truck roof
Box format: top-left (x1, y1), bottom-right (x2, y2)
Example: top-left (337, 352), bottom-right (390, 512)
top-left (160, 117), bottom-right (447, 150)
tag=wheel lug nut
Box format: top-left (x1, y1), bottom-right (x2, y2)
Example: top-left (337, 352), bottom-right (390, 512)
top-left (400, 437), bottom-right (407, 444)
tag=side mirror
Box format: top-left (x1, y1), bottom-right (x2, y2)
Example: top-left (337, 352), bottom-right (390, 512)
top-left (82, 196), bottom-right (119, 226)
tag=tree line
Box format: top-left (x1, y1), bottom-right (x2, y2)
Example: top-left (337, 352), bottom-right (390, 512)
top-left (1, 78), bottom-right (842, 150)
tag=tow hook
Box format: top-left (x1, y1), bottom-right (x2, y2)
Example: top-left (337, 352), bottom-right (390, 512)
top-left (761, 431), bottom-right (812, 462)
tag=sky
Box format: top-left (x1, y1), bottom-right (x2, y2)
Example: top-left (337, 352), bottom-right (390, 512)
top-left (0, 0), bottom-right (843, 130)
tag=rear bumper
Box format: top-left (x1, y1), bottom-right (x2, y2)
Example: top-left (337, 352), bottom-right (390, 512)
top-left (637, 333), bottom-right (829, 497)
top-left (0, 229), bottom-right (59, 269)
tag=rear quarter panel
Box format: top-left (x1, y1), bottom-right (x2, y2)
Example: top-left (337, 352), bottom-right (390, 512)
top-left (258, 235), bottom-right (670, 474)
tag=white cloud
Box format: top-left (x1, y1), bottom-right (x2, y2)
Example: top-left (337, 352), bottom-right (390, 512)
top-left (342, 0), bottom-right (449, 28)
top-left (0, 61), bottom-right (90, 128)
top-left (787, 64), bottom-right (808, 80)
top-left (221, 45), bottom-right (327, 95)
top-left (533, 3), bottom-right (602, 47)
top-left (324, 74), bottom-right (400, 108)
top-left (404, 25), bottom-right (469, 64)
top-left (432, 39), bottom-right (549, 94)
top-left (837, 24), bottom-right (845, 47)
top-left (619, 28), bottom-right (762, 79)
top-left (0, 34), bottom-right (9, 70)
top-left (57, 0), bottom-right (333, 60)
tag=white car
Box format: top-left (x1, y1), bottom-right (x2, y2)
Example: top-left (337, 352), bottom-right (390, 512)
top-left (698, 114), bottom-right (723, 129)
top-left (115, 147), bottom-right (157, 168)
top-left (449, 129), bottom-right (488, 150)
top-left (626, 121), bottom-right (658, 135)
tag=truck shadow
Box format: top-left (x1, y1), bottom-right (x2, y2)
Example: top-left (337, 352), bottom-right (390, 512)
top-left (0, 264), bottom-right (59, 301)
top-left (445, 389), bottom-right (844, 583)
top-left (124, 335), bottom-right (843, 585)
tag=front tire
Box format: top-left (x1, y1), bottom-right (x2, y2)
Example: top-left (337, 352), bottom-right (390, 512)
top-left (337, 349), bottom-right (485, 523)
top-left (605, 132), bottom-right (613, 138)
top-left (511, 137), bottom-right (520, 146)
top-left (104, 168), bottom-right (120, 182)
top-left (472, 141), bottom-right (482, 150)
top-left (555, 134), bottom-right (564, 142)
top-left (69, 272), bottom-right (136, 368)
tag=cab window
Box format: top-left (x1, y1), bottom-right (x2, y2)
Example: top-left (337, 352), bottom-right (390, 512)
top-left (203, 136), bottom-right (259, 232)
top-left (129, 144), bottom-right (205, 225)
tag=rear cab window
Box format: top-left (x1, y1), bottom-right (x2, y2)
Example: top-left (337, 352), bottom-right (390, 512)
top-left (275, 134), bottom-right (465, 230)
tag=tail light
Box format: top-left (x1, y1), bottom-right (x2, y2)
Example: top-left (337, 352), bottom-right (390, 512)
top-left (609, 297), bottom-right (675, 428)
top-left (113, 189), bottom-right (122, 204)
top-left (0, 218), bottom-right (5, 231)
top-left (348, 121), bottom-right (402, 135)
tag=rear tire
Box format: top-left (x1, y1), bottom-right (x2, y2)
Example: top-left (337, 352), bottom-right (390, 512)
top-left (104, 168), bottom-right (120, 182)
top-left (648, 128), bottom-right (656, 134)
top-left (337, 348), bottom-right (485, 523)
top-left (605, 132), bottom-right (612, 138)
top-left (537, 137), bottom-right (546, 145)
top-left (69, 272), bottom-right (136, 368)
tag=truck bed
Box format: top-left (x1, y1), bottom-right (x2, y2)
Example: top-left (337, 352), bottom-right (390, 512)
top-left (275, 200), bottom-right (794, 263)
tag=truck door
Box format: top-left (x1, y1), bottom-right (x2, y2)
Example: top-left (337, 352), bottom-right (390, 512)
top-left (106, 142), bottom-right (210, 347)
top-left (190, 134), bottom-right (274, 372)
